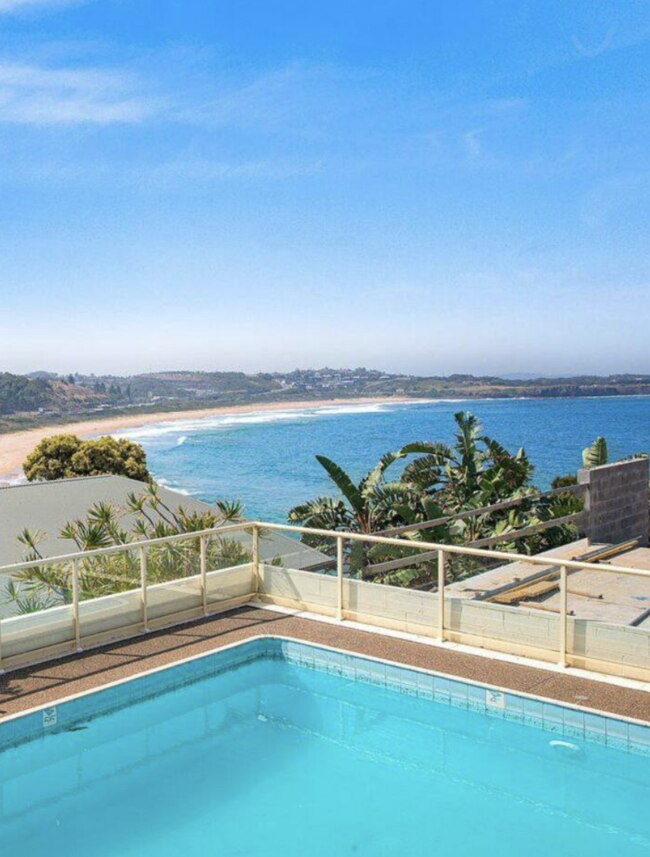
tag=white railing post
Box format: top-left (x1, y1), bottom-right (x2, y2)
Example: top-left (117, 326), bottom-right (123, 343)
top-left (437, 549), bottom-right (446, 642)
top-left (252, 525), bottom-right (260, 596)
top-left (336, 535), bottom-right (344, 621)
top-left (559, 564), bottom-right (568, 667)
top-left (200, 535), bottom-right (208, 615)
top-left (72, 558), bottom-right (81, 651)
top-left (140, 545), bottom-right (149, 631)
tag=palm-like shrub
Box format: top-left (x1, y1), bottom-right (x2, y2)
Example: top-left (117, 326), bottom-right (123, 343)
top-left (4, 484), bottom-right (247, 614)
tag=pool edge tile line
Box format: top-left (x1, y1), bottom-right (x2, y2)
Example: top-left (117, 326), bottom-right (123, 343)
top-left (1, 635), bottom-right (649, 757)
top-left (274, 639), bottom-right (650, 756)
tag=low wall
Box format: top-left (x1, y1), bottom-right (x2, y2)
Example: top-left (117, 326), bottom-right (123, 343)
top-left (0, 563), bottom-right (255, 671)
top-left (258, 564), bottom-right (650, 681)
top-left (2, 560), bottom-right (648, 680)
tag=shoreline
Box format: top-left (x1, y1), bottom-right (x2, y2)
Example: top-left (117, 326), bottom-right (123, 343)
top-left (0, 396), bottom-right (412, 483)
top-left (2, 390), bottom-right (649, 485)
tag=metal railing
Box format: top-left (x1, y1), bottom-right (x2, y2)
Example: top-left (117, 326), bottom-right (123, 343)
top-left (0, 519), bottom-right (648, 676)
top-left (259, 522), bottom-right (650, 672)
top-left (0, 521), bottom-right (255, 670)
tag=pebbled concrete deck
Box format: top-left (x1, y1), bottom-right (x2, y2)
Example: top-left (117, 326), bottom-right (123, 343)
top-left (0, 606), bottom-right (648, 723)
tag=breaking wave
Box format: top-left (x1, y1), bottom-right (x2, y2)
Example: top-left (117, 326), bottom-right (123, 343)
top-left (114, 400), bottom-right (433, 442)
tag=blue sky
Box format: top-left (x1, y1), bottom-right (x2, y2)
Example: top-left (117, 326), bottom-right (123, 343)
top-left (1, 1), bottom-right (649, 376)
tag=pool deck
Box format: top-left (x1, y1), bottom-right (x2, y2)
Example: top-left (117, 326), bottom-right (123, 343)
top-left (0, 606), bottom-right (648, 723)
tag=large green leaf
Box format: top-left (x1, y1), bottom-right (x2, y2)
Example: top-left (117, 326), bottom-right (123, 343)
top-left (362, 450), bottom-right (404, 492)
top-left (315, 455), bottom-right (365, 515)
top-left (399, 440), bottom-right (452, 459)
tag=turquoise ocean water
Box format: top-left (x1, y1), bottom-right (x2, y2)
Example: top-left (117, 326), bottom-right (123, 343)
top-left (117, 396), bottom-right (650, 522)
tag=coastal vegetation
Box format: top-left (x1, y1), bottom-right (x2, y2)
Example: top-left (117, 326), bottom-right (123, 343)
top-left (2, 368), bottom-right (650, 434)
top-left (582, 436), bottom-right (608, 468)
top-left (0, 373), bottom-right (53, 413)
top-left (0, 372), bottom-right (100, 422)
top-left (289, 411), bottom-right (585, 586)
top-left (4, 483), bottom-right (247, 614)
top-left (23, 434), bottom-right (150, 482)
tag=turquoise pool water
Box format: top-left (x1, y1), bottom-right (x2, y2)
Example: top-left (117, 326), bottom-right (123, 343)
top-left (2, 640), bottom-right (649, 857)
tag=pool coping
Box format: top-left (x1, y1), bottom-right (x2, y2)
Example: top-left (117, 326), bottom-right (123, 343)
top-left (1, 632), bottom-right (649, 757)
top-left (0, 606), bottom-right (648, 727)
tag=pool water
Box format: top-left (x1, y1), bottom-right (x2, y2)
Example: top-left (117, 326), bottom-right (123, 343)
top-left (2, 644), bottom-right (649, 857)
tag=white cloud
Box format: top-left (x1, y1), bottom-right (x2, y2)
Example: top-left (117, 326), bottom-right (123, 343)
top-left (0, 153), bottom-right (323, 186)
top-left (0, 61), bottom-right (154, 124)
top-left (179, 61), bottom-right (379, 134)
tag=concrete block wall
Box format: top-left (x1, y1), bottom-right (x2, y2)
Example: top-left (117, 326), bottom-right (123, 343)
top-left (578, 457), bottom-right (649, 545)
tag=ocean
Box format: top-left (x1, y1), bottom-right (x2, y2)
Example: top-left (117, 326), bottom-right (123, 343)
top-left (116, 396), bottom-right (650, 523)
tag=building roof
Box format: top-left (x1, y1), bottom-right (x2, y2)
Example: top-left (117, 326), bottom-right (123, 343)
top-left (447, 538), bottom-right (650, 626)
top-left (0, 475), bottom-right (328, 571)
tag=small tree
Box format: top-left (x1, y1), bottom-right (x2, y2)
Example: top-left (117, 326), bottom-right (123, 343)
top-left (23, 434), bottom-right (150, 482)
top-left (22, 434), bottom-right (82, 481)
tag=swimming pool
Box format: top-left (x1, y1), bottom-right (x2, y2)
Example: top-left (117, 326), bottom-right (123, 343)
top-left (1, 638), bottom-right (649, 856)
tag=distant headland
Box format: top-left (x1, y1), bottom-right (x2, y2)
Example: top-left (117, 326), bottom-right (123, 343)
top-left (2, 367), bottom-right (650, 437)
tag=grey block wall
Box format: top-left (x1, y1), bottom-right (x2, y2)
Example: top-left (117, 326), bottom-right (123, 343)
top-left (578, 458), bottom-right (649, 546)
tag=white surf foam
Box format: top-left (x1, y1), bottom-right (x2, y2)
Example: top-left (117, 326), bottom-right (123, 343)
top-left (113, 400), bottom-right (432, 443)
top-left (155, 476), bottom-right (192, 495)
top-left (0, 472), bottom-right (27, 488)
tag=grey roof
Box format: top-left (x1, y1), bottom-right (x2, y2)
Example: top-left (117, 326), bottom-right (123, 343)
top-left (0, 475), bottom-right (328, 571)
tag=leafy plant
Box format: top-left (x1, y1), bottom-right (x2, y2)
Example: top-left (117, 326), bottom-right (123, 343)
top-left (4, 487), bottom-right (248, 614)
top-left (582, 436), bottom-right (608, 469)
top-left (289, 411), bottom-right (582, 586)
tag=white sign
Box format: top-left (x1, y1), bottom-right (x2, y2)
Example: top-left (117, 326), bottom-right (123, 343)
top-left (42, 707), bottom-right (57, 728)
top-left (485, 690), bottom-right (506, 710)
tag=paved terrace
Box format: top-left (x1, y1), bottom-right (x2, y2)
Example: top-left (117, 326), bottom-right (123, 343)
top-left (0, 606), bottom-right (648, 724)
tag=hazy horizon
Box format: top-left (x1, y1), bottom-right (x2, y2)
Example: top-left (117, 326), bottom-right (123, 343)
top-left (2, 2), bottom-right (649, 376)
top-left (16, 365), bottom-right (650, 381)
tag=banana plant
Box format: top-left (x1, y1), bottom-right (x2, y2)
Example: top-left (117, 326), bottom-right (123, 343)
top-left (399, 412), bottom-right (534, 522)
top-left (289, 451), bottom-right (406, 534)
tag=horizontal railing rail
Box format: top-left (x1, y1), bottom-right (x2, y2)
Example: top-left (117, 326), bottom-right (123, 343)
top-left (0, 518), bottom-right (648, 678)
top-left (373, 483), bottom-right (587, 538)
top-left (0, 511), bottom-right (629, 582)
top-left (256, 522), bottom-right (650, 578)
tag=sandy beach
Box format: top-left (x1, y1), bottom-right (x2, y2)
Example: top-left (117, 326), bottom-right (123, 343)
top-left (0, 397), bottom-right (407, 483)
